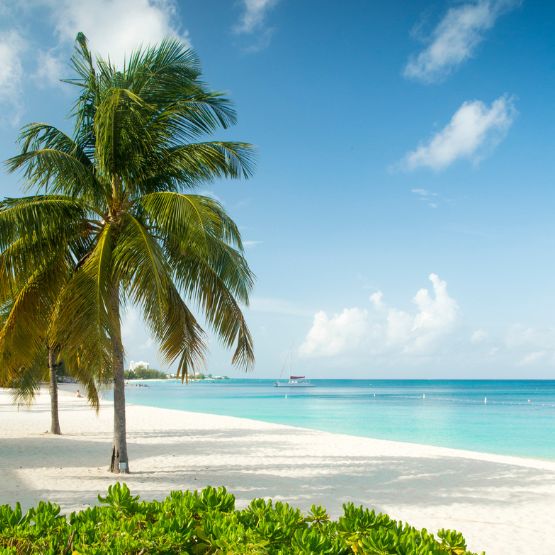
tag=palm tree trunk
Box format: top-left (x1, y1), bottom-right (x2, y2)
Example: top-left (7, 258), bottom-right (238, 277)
top-left (109, 286), bottom-right (129, 473)
top-left (48, 347), bottom-right (61, 435)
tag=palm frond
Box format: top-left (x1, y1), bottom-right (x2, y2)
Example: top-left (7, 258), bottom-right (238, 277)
top-left (121, 38), bottom-right (237, 133)
top-left (166, 238), bottom-right (254, 370)
top-left (5, 127), bottom-right (103, 201)
top-left (139, 192), bottom-right (244, 249)
top-left (53, 224), bottom-right (114, 382)
top-left (113, 213), bottom-right (206, 379)
top-left (6, 354), bottom-right (46, 407)
top-left (61, 352), bottom-right (101, 410)
top-left (94, 87), bottom-right (155, 180)
top-left (0, 196), bottom-right (93, 253)
top-left (63, 33), bottom-right (99, 158)
top-left (138, 142), bottom-right (254, 194)
top-left (123, 38), bottom-right (200, 95)
top-left (0, 258), bottom-right (66, 374)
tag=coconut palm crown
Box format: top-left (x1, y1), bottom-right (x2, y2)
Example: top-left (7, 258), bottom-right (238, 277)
top-left (2, 34), bottom-right (255, 473)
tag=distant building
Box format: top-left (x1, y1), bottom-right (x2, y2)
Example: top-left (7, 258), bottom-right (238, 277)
top-left (129, 360), bottom-right (150, 371)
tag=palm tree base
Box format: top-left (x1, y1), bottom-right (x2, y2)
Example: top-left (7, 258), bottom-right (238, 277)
top-left (110, 448), bottom-right (130, 474)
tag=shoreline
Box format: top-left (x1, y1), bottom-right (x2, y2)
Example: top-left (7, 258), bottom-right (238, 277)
top-left (98, 380), bottom-right (555, 465)
top-left (61, 382), bottom-right (555, 471)
top-left (2, 387), bottom-right (555, 554)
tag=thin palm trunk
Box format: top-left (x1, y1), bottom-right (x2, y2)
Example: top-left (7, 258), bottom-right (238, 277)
top-left (48, 347), bottom-right (61, 435)
top-left (109, 286), bottom-right (129, 473)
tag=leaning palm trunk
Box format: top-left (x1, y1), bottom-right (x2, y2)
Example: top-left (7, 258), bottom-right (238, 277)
top-left (48, 348), bottom-right (61, 435)
top-left (109, 286), bottom-right (129, 473)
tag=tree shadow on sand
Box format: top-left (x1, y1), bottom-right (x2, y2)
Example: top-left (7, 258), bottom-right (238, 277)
top-left (3, 426), bottom-right (554, 518)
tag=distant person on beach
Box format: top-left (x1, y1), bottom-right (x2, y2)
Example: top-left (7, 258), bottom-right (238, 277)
top-left (75, 390), bottom-right (82, 398)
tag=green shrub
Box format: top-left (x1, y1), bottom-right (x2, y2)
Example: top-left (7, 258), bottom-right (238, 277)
top-left (0, 483), bottom-right (484, 554)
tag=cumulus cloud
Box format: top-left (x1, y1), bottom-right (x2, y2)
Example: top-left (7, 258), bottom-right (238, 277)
top-left (403, 96), bottom-right (516, 171)
top-left (46, 0), bottom-right (189, 68)
top-left (1, 1), bottom-right (190, 113)
top-left (369, 291), bottom-right (384, 309)
top-left (234, 0), bottom-right (279, 34)
top-left (299, 308), bottom-right (370, 357)
top-left (0, 30), bottom-right (25, 124)
top-left (299, 274), bottom-right (459, 358)
top-left (34, 49), bottom-right (66, 88)
top-left (404, 0), bottom-right (519, 83)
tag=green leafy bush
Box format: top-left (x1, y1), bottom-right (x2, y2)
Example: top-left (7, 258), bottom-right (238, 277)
top-left (0, 483), bottom-right (484, 554)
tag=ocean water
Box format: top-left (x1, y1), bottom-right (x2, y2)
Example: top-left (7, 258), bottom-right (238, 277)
top-left (112, 379), bottom-right (555, 460)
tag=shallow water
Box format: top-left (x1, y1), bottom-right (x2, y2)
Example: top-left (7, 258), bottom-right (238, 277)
top-left (108, 379), bottom-right (555, 460)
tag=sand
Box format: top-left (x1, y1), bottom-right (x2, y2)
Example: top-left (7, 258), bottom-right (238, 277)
top-left (1, 387), bottom-right (555, 554)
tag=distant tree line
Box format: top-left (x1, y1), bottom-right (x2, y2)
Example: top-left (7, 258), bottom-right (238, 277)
top-left (124, 368), bottom-right (168, 380)
top-left (193, 373), bottom-right (229, 380)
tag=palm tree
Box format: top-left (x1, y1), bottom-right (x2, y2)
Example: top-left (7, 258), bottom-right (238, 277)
top-left (3, 34), bottom-right (255, 473)
top-left (0, 253), bottom-right (99, 434)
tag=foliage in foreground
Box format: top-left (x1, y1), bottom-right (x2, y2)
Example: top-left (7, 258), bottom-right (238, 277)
top-left (0, 483), bottom-right (483, 554)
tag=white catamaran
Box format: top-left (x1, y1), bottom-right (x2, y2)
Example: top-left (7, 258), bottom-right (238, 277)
top-left (274, 375), bottom-right (314, 388)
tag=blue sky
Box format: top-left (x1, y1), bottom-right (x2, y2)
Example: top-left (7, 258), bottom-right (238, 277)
top-left (1, 0), bottom-right (555, 378)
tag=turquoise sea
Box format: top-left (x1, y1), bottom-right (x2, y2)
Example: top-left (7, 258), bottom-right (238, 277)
top-left (114, 379), bottom-right (555, 460)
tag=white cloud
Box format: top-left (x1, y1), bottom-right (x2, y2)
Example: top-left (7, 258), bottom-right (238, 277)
top-left (234, 0), bottom-right (279, 34)
top-left (0, 30), bottom-right (25, 124)
top-left (0, 1), bottom-right (190, 119)
top-left (129, 360), bottom-right (151, 371)
top-left (410, 188), bottom-right (440, 208)
top-left (243, 240), bottom-right (263, 249)
top-left (299, 274), bottom-right (459, 358)
top-left (470, 328), bottom-right (488, 344)
top-left (234, 0), bottom-right (279, 51)
top-left (369, 291), bottom-right (384, 309)
top-left (299, 308), bottom-right (369, 356)
top-left (46, 0), bottom-right (189, 68)
top-left (411, 188), bottom-right (434, 197)
top-left (34, 50), bottom-right (66, 88)
top-left (518, 351), bottom-right (547, 367)
top-left (403, 96), bottom-right (516, 171)
top-left (404, 0), bottom-right (519, 83)
top-left (409, 274), bottom-right (459, 351)
top-left (299, 308), bottom-right (370, 357)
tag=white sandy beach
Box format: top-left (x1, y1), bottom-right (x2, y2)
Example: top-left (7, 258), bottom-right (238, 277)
top-left (1, 388), bottom-right (554, 555)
